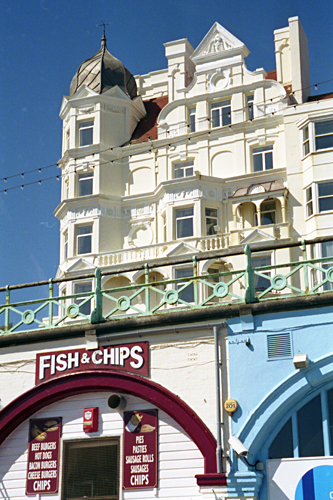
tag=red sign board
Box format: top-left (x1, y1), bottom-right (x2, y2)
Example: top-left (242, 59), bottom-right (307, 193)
top-left (123, 409), bottom-right (158, 489)
top-left (35, 342), bottom-right (149, 384)
top-left (26, 417), bottom-right (62, 495)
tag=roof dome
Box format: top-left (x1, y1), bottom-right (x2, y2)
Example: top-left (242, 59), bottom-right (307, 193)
top-left (70, 35), bottom-right (137, 99)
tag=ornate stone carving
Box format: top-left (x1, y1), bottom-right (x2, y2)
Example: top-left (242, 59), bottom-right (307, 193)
top-left (207, 68), bottom-right (231, 92)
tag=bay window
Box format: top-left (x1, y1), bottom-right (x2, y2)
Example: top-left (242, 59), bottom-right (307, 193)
top-left (78, 171), bottom-right (94, 196)
top-left (77, 224), bottom-right (93, 255)
top-left (79, 120), bottom-right (94, 147)
top-left (175, 207), bottom-right (193, 238)
top-left (301, 119), bottom-right (333, 157)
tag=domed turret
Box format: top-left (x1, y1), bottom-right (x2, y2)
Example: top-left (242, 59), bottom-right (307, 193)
top-left (70, 35), bottom-right (137, 99)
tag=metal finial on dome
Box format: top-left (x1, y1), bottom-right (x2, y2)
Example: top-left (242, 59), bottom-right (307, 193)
top-left (96, 21), bottom-right (111, 48)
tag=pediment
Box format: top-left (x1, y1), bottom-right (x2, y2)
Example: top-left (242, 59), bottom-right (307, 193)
top-left (241, 228), bottom-right (274, 244)
top-left (167, 241), bottom-right (199, 257)
top-left (66, 258), bottom-right (96, 273)
top-left (70, 85), bottom-right (99, 100)
top-left (191, 22), bottom-right (249, 63)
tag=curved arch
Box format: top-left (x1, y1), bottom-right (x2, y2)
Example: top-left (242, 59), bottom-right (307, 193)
top-left (0, 370), bottom-right (217, 473)
top-left (237, 352), bottom-right (333, 457)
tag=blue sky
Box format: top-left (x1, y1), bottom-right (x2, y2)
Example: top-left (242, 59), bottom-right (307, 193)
top-left (0, 0), bottom-right (332, 299)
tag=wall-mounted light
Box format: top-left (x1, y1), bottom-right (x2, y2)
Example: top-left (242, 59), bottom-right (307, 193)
top-left (293, 353), bottom-right (309, 369)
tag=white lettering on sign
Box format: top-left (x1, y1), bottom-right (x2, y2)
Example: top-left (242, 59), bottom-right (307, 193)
top-left (33, 480), bottom-right (51, 491)
top-left (37, 344), bottom-right (146, 381)
top-left (130, 474), bottom-right (149, 486)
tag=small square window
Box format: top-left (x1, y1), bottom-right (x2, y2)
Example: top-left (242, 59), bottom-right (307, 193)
top-left (62, 438), bottom-right (119, 500)
top-left (175, 207), bottom-right (193, 238)
top-left (79, 121), bottom-right (94, 147)
top-left (78, 172), bottom-right (93, 196)
top-left (77, 224), bottom-right (92, 255)
top-left (211, 100), bottom-right (231, 128)
top-left (205, 208), bottom-right (218, 235)
top-left (174, 161), bottom-right (194, 178)
top-left (253, 146), bottom-right (273, 172)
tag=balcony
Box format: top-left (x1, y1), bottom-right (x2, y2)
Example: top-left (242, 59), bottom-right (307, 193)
top-left (95, 234), bottom-right (231, 267)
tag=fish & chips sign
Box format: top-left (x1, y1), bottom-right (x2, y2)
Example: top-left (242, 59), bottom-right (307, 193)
top-left (35, 342), bottom-right (148, 384)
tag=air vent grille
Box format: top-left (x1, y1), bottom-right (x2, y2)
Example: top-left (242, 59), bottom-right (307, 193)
top-left (267, 333), bottom-right (292, 360)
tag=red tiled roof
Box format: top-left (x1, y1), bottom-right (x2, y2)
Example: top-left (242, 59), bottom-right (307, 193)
top-left (131, 96), bottom-right (168, 143)
top-left (266, 70), bottom-right (277, 81)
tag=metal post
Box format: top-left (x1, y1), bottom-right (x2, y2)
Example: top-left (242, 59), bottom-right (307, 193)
top-left (145, 263), bottom-right (150, 313)
top-left (214, 325), bottom-right (223, 473)
top-left (48, 280), bottom-right (54, 327)
top-left (301, 239), bottom-right (309, 293)
top-left (91, 268), bottom-right (103, 324)
top-left (244, 245), bottom-right (255, 303)
top-left (5, 286), bottom-right (10, 332)
top-left (193, 256), bottom-right (198, 306)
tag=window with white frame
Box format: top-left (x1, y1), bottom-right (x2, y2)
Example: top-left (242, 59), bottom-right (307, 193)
top-left (252, 254), bottom-right (271, 292)
top-left (321, 241), bottom-right (333, 291)
top-left (63, 177), bottom-right (69, 199)
top-left (318, 181), bottom-right (333, 212)
top-left (64, 231), bottom-right (68, 260)
top-left (305, 186), bottom-right (313, 217)
top-left (205, 208), bottom-right (218, 235)
top-left (259, 199), bottom-right (276, 225)
top-left (66, 129), bottom-right (70, 151)
top-left (211, 100), bottom-right (231, 128)
top-left (77, 224), bottom-right (92, 255)
top-left (253, 146), bottom-right (273, 172)
top-left (174, 161), bottom-right (194, 178)
top-left (188, 107), bottom-right (196, 133)
top-left (175, 207), bottom-right (193, 238)
top-left (62, 438), bottom-right (119, 500)
top-left (175, 267), bottom-right (194, 303)
top-left (247, 94), bottom-right (254, 120)
top-left (301, 119), bottom-right (333, 157)
top-left (79, 120), bottom-right (94, 147)
top-left (78, 171), bottom-right (93, 196)
top-left (315, 120), bottom-right (333, 150)
top-left (268, 387), bottom-right (333, 459)
top-left (74, 281), bottom-right (93, 315)
top-left (302, 125), bottom-right (310, 156)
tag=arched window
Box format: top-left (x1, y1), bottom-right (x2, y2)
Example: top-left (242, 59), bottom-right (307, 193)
top-left (269, 388), bottom-right (333, 459)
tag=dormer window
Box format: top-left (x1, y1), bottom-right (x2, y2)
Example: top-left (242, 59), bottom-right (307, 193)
top-left (79, 120), bottom-right (94, 147)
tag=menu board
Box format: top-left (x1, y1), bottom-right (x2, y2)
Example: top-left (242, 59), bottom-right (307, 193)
top-left (123, 409), bottom-right (158, 489)
top-left (26, 417), bottom-right (62, 495)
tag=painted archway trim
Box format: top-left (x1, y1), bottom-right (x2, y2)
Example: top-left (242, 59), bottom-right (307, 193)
top-left (0, 370), bottom-right (218, 475)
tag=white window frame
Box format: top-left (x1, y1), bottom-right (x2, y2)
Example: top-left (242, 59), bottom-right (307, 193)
top-left (300, 118), bottom-right (333, 158)
top-left (210, 99), bottom-right (231, 128)
top-left (174, 160), bottom-right (194, 179)
top-left (252, 145), bottom-right (274, 172)
top-left (252, 253), bottom-right (273, 293)
top-left (246, 94), bottom-right (254, 120)
top-left (307, 182), bottom-right (333, 215)
top-left (305, 185), bottom-right (313, 217)
top-left (175, 207), bottom-right (194, 239)
top-left (64, 230), bottom-right (68, 260)
top-left (175, 266), bottom-right (195, 303)
top-left (188, 107), bottom-right (196, 133)
top-left (78, 171), bottom-right (94, 196)
top-left (205, 207), bottom-right (218, 235)
top-left (76, 224), bottom-right (93, 255)
top-left (79, 120), bottom-right (94, 147)
top-left (74, 281), bottom-right (93, 316)
top-left (259, 199), bottom-right (276, 226)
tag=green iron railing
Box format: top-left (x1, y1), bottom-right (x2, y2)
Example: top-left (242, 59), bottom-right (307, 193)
top-left (1, 242), bottom-right (333, 335)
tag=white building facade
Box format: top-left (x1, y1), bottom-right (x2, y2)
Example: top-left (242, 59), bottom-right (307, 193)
top-left (0, 17), bottom-right (333, 500)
